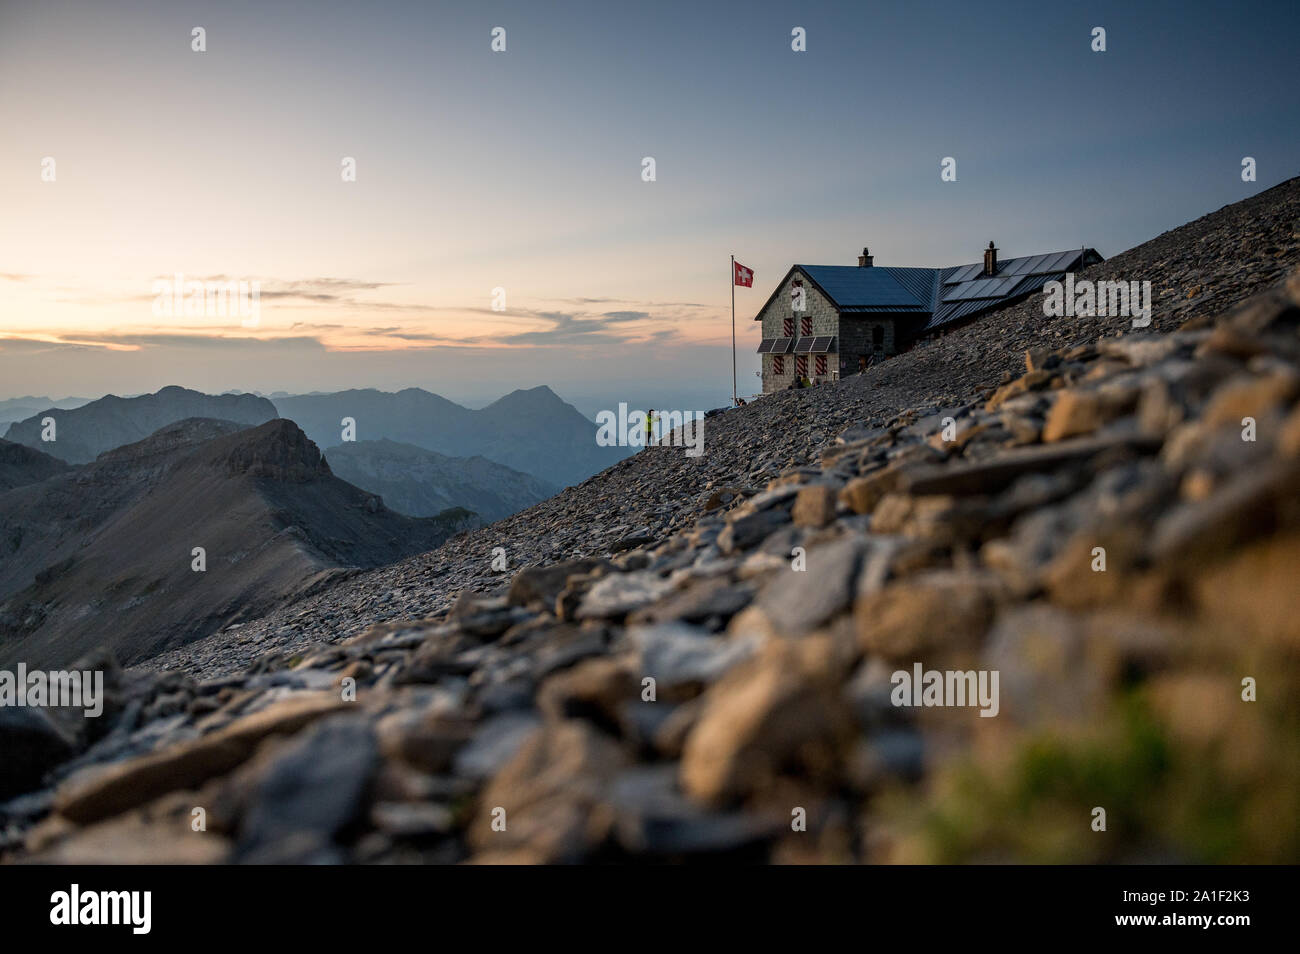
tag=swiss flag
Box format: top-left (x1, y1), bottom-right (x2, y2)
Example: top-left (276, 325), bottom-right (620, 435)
top-left (734, 261), bottom-right (754, 287)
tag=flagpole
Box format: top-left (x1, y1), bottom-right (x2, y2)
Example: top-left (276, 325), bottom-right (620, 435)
top-left (730, 254), bottom-right (737, 406)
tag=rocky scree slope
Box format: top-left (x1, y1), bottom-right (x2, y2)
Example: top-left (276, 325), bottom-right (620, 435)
top-left (4, 270), bottom-right (1297, 862)
top-left (1, 180), bottom-right (1298, 863)
top-left (150, 175), bottom-right (1300, 678)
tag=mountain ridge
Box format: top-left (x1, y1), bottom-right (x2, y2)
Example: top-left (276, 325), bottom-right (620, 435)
top-left (3, 386), bottom-right (278, 464)
top-left (0, 418), bottom-right (474, 669)
top-left (323, 438), bottom-right (557, 522)
top-left (272, 385), bottom-right (629, 488)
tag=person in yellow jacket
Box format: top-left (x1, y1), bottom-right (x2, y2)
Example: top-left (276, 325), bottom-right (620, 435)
top-left (644, 409), bottom-right (656, 449)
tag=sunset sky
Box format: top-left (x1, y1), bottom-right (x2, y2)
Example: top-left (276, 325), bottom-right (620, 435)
top-left (2, 0), bottom-right (1297, 415)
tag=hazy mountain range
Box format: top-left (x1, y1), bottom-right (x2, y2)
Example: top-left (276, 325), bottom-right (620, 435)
top-left (3, 387), bottom-right (278, 464)
top-left (324, 439), bottom-right (556, 522)
top-left (0, 381), bottom-right (621, 666)
top-left (272, 385), bottom-right (631, 488)
top-left (4, 384), bottom-right (632, 489)
top-left (0, 395), bottom-right (91, 427)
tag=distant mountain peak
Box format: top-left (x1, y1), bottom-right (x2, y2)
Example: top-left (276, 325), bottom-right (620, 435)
top-left (486, 384), bottom-right (566, 411)
top-left (206, 419), bottom-right (331, 482)
top-left (97, 417), bottom-right (247, 463)
top-left (273, 383), bottom-right (629, 489)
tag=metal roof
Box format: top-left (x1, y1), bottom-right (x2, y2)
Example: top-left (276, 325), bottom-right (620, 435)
top-left (877, 267), bottom-right (938, 308)
top-left (797, 265), bottom-right (926, 310)
top-left (754, 250), bottom-right (1100, 335)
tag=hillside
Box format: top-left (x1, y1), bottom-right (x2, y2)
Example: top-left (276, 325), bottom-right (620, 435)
top-left (0, 419), bottom-right (475, 670)
top-left (151, 177), bottom-right (1300, 677)
top-left (0, 419), bottom-right (247, 602)
top-left (2, 386), bottom-right (278, 464)
top-left (273, 385), bottom-right (630, 488)
top-left (324, 439), bottom-right (557, 522)
top-left (4, 178), bottom-right (1300, 864)
top-left (0, 439), bottom-right (70, 492)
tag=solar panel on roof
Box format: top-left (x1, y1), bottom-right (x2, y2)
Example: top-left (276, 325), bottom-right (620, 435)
top-left (773, 337), bottom-right (793, 353)
top-left (794, 337), bottom-right (815, 353)
top-left (989, 276), bottom-right (1020, 295)
top-left (757, 339), bottom-right (775, 354)
top-left (1056, 249), bottom-right (1083, 271)
top-left (1038, 251), bottom-right (1074, 273)
top-left (1017, 253), bottom-right (1052, 275)
top-left (811, 335), bottom-right (835, 352)
top-left (1031, 252), bottom-right (1060, 274)
top-left (1001, 257), bottom-right (1034, 277)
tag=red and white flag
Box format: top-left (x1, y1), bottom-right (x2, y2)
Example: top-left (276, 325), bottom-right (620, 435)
top-left (733, 261), bottom-right (753, 287)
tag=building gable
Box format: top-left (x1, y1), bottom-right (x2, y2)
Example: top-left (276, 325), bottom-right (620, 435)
top-left (754, 266), bottom-right (839, 340)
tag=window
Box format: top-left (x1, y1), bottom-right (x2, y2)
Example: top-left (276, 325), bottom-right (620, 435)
top-left (800, 316), bottom-right (812, 336)
top-left (796, 355), bottom-right (807, 377)
top-left (772, 355), bottom-right (784, 375)
top-left (815, 354), bottom-right (827, 376)
top-left (783, 317), bottom-right (794, 337)
top-left (872, 326), bottom-right (885, 351)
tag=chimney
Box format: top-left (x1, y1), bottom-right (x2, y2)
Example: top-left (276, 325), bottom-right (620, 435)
top-left (983, 241), bottom-right (998, 276)
top-left (858, 246), bottom-right (873, 268)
